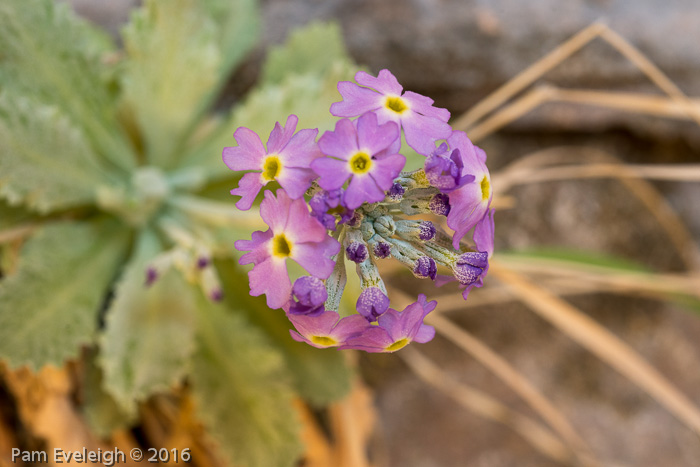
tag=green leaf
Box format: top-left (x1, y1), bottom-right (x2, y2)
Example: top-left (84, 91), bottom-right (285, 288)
top-left (261, 22), bottom-right (352, 86)
top-left (0, 92), bottom-right (118, 213)
top-left (179, 21), bottom-right (360, 182)
top-left (0, 201), bottom-right (33, 231)
top-left (498, 248), bottom-right (650, 273)
top-left (100, 229), bottom-right (197, 415)
top-left (82, 348), bottom-right (136, 439)
top-left (121, 0), bottom-right (222, 168)
top-left (0, 220), bottom-right (128, 369)
top-left (0, 0), bottom-right (134, 171)
top-left (216, 258), bottom-right (353, 406)
top-left (191, 298), bottom-right (303, 467)
top-left (201, 0), bottom-right (260, 75)
top-left (186, 61), bottom-right (360, 183)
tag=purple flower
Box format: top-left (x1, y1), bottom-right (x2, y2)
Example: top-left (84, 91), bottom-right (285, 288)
top-left (424, 143), bottom-right (475, 192)
top-left (435, 209), bottom-right (495, 299)
top-left (144, 267), bottom-right (158, 287)
top-left (387, 182), bottom-right (405, 201)
top-left (309, 188), bottom-right (354, 231)
top-left (223, 115), bottom-right (321, 210)
top-left (474, 208), bottom-right (495, 257)
top-left (441, 131), bottom-right (492, 249)
top-left (346, 242), bottom-right (368, 263)
top-left (288, 276), bottom-right (328, 316)
top-left (330, 69), bottom-right (452, 155)
top-left (372, 241), bottom-right (392, 259)
top-left (311, 113), bottom-right (405, 209)
top-left (452, 252), bottom-right (488, 286)
top-left (429, 193), bottom-right (451, 216)
top-left (413, 256), bottom-right (437, 280)
top-left (288, 310), bottom-right (370, 349)
top-left (343, 294), bottom-right (437, 352)
top-left (235, 189), bottom-right (340, 309)
top-left (356, 286), bottom-right (390, 322)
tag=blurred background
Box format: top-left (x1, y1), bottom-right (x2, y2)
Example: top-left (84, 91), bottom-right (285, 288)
top-left (3, 0), bottom-right (700, 466)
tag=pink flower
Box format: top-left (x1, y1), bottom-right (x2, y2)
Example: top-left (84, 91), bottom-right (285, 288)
top-left (330, 69), bottom-right (451, 155)
top-left (223, 115), bottom-right (321, 210)
top-left (343, 294), bottom-right (437, 352)
top-left (311, 113), bottom-right (405, 209)
top-left (235, 189), bottom-right (340, 309)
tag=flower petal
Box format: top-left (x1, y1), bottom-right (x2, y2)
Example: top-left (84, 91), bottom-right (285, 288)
top-left (248, 257), bottom-right (291, 309)
top-left (369, 154), bottom-right (406, 191)
top-left (267, 114), bottom-right (298, 154)
top-left (318, 118), bottom-right (358, 160)
top-left (342, 327), bottom-right (393, 352)
top-left (330, 81), bottom-right (382, 117)
top-left (260, 189), bottom-right (291, 234)
top-left (401, 112), bottom-right (452, 155)
top-left (344, 174), bottom-right (385, 209)
top-left (402, 91), bottom-right (450, 121)
top-left (276, 166), bottom-right (317, 199)
top-left (291, 237), bottom-right (340, 279)
top-left (356, 113), bottom-right (400, 155)
top-left (222, 127), bottom-right (266, 171)
top-left (288, 310), bottom-right (341, 339)
top-left (311, 157), bottom-right (351, 191)
top-left (355, 69), bottom-right (403, 95)
top-left (236, 229), bottom-right (273, 265)
top-left (280, 128), bottom-right (322, 168)
top-left (285, 197), bottom-right (328, 244)
top-left (413, 324), bottom-right (436, 343)
top-left (230, 172), bottom-right (264, 211)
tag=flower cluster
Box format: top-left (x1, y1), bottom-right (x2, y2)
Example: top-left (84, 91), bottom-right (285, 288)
top-left (224, 69), bottom-right (494, 353)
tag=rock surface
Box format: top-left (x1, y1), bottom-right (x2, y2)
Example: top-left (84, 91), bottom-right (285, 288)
top-left (66, 0), bottom-right (700, 144)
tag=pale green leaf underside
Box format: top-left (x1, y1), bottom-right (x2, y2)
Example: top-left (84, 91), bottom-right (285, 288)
top-left (82, 349), bottom-right (136, 438)
top-left (0, 93), bottom-right (117, 213)
top-left (191, 300), bottom-right (302, 467)
top-left (187, 61), bottom-right (359, 182)
top-left (100, 229), bottom-right (196, 415)
top-left (200, 0), bottom-right (260, 76)
top-left (215, 258), bottom-right (353, 406)
top-left (121, 0), bottom-right (221, 168)
top-left (0, 201), bottom-right (34, 231)
top-left (180, 21), bottom-right (359, 182)
top-left (0, 0), bottom-right (134, 171)
top-left (0, 220), bottom-right (128, 369)
top-left (261, 22), bottom-right (352, 86)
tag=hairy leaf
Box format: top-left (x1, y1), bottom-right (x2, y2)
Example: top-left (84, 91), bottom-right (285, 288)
top-left (121, 0), bottom-right (221, 168)
top-left (0, 0), bottom-right (134, 170)
top-left (180, 21), bottom-right (359, 182)
top-left (191, 299), bottom-right (303, 467)
top-left (0, 220), bottom-right (128, 369)
top-left (201, 0), bottom-right (260, 76)
top-left (261, 22), bottom-right (352, 86)
top-left (100, 229), bottom-right (196, 415)
top-left (216, 258), bottom-right (352, 406)
top-left (82, 348), bottom-right (136, 438)
top-left (0, 201), bottom-right (33, 231)
top-left (0, 93), bottom-right (118, 213)
top-left (186, 61), bottom-right (359, 183)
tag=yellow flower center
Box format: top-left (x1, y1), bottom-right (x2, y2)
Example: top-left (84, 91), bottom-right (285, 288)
top-left (385, 338), bottom-right (410, 352)
top-left (349, 152), bottom-right (372, 174)
top-left (310, 335), bottom-right (338, 347)
top-left (385, 96), bottom-right (408, 114)
top-left (262, 155), bottom-right (281, 182)
top-left (271, 234), bottom-right (292, 258)
top-left (480, 175), bottom-right (491, 201)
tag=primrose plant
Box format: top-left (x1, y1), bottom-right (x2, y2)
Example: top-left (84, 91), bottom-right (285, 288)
top-left (225, 69), bottom-right (495, 353)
